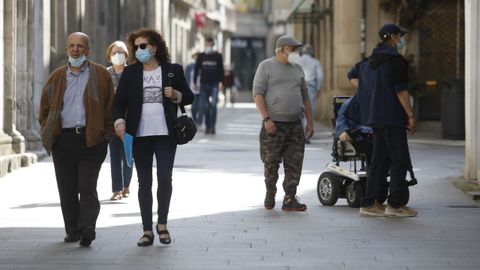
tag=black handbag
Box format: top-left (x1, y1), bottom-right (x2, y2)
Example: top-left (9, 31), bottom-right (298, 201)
top-left (166, 67), bottom-right (196, 144)
top-left (174, 105), bottom-right (197, 145)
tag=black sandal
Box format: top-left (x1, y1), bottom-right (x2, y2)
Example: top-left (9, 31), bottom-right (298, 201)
top-left (156, 226), bottom-right (171, 245)
top-left (137, 233), bottom-right (154, 246)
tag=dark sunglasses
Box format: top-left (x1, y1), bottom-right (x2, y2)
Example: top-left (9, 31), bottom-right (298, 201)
top-left (133, 43), bottom-right (149, 51)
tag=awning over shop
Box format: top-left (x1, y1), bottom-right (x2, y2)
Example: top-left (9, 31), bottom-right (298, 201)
top-left (286, 0), bottom-right (332, 23)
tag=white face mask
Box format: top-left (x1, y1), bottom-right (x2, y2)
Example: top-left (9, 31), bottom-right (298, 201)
top-left (68, 54), bottom-right (86, 67)
top-left (205, 47), bottom-right (213, 53)
top-left (287, 52), bottom-right (300, 64)
top-left (111, 53), bottom-right (126, 66)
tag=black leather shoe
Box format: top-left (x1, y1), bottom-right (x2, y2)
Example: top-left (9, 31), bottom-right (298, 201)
top-left (157, 230), bottom-right (171, 245)
top-left (156, 225), bottom-right (171, 245)
top-left (79, 226), bottom-right (96, 247)
top-left (64, 234), bottom-right (80, 243)
top-left (137, 234), bottom-right (154, 247)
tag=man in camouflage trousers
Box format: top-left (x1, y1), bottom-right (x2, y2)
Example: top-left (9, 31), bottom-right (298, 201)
top-left (253, 35), bottom-right (314, 211)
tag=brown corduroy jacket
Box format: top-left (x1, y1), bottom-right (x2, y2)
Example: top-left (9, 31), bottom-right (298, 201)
top-left (39, 61), bottom-right (115, 153)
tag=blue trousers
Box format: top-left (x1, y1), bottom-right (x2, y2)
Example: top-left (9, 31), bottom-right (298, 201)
top-left (109, 136), bottom-right (133, 192)
top-left (199, 84), bottom-right (219, 130)
top-left (191, 93), bottom-right (202, 125)
top-left (307, 83), bottom-right (318, 118)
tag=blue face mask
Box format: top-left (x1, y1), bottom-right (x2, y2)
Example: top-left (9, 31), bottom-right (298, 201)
top-left (68, 54), bottom-right (86, 67)
top-left (397, 37), bottom-right (405, 50)
top-left (135, 48), bottom-right (153, 63)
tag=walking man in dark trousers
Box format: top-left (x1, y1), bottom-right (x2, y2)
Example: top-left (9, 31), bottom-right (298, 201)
top-left (346, 24), bottom-right (417, 218)
top-left (39, 32), bottom-right (115, 246)
top-left (193, 37), bottom-right (224, 134)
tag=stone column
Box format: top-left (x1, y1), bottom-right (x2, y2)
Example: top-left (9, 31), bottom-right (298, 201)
top-left (316, 0), bottom-right (333, 122)
top-left (3, 0), bottom-right (25, 154)
top-left (15, 0), bottom-right (30, 146)
top-left (154, 0), bottom-right (163, 31)
top-left (464, 0), bottom-right (480, 183)
top-left (332, 0), bottom-right (362, 93)
top-left (162, 0), bottom-right (171, 45)
top-left (25, 0), bottom-right (43, 151)
top-left (317, 0), bottom-right (362, 121)
top-left (0, 0), bottom-right (14, 158)
top-left (50, 1), bottom-right (67, 70)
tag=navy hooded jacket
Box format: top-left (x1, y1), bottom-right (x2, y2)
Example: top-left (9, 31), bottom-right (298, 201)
top-left (346, 44), bottom-right (409, 128)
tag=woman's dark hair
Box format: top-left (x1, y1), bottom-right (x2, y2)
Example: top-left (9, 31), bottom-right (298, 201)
top-left (126, 28), bottom-right (171, 64)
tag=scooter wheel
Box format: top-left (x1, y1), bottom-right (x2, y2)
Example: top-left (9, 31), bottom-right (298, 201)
top-left (317, 172), bottom-right (342, 206)
top-left (346, 181), bottom-right (363, 208)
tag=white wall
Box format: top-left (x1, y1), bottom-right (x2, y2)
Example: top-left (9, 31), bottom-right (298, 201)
top-left (464, 0), bottom-right (480, 182)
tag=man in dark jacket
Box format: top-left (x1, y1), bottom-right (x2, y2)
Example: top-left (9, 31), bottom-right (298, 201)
top-left (346, 24), bottom-right (417, 218)
top-left (193, 37), bottom-right (224, 134)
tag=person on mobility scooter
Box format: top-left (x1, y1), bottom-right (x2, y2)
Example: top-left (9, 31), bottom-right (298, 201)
top-left (336, 97), bottom-right (374, 167)
top-left (317, 96), bottom-right (386, 207)
top-left (317, 95), bottom-right (417, 208)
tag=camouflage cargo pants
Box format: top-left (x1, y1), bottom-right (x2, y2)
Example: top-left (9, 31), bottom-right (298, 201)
top-left (259, 120), bottom-right (305, 197)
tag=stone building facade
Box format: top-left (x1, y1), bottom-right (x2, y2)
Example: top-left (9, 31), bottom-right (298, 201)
top-left (283, 0), bottom-right (479, 183)
top-left (0, 0), bottom-right (235, 176)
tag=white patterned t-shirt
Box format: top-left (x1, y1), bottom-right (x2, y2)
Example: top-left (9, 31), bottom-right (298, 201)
top-left (137, 66), bottom-right (169, 137)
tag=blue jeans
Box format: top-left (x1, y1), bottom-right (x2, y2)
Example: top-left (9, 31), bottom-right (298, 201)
top-left (200, 84), bottom-right (219, 130)
top-left (307, 83), bottom-right (318, 118)
top-left (191, 93), bottom-right (202, 125)
top-left (109, 136), bottom-right (133, 192)
top-left (133, 136), bottom-right (176, 231)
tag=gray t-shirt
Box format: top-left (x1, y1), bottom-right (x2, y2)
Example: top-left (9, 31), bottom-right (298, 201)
top-left (252, 57), bottom-right (308, 122)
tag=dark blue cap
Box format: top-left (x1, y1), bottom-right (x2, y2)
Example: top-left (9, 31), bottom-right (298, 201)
top-left (378, 24), bottom-right (407, 39)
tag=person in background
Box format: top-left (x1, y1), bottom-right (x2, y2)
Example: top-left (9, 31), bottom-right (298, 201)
top-left (113, 28), bottom-right (193, 246)
top-left (185, 52), bottom-right (201, 126)
top-left (105, 41), bottom-right (133, 201)
top-left (194, 37), bottom-right (224, 135)
top-left (222, 65), bottom-right (236, 107)
top-left (252, 35), bottom-right (314, 211)
top-left (39, 32), bottom-right (114, 247)
top-left (297, 44), bottom-right (323, 118)
top-left (297, 44), bottom-right (323, 143)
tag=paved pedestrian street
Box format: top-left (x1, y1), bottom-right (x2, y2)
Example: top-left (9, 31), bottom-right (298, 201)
top-left (1, 104), bottom-right (479, 270)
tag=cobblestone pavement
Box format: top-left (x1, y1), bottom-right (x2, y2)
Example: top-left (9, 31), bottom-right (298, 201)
top-left (1, 103), bottom-right (479, 270)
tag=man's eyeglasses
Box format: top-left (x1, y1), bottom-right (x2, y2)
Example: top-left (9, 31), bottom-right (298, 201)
top-left (134, 43), bottom-right (149, 51)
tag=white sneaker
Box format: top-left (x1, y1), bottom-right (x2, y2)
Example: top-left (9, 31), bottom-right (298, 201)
top-left (385, 205), bottom-right (417, 217)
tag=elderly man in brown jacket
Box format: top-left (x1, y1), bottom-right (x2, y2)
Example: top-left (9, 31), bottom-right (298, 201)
top-left (39, 32), bottom-right (115, 247)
